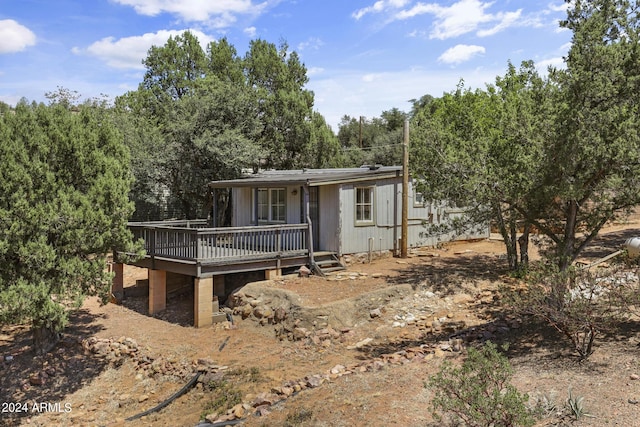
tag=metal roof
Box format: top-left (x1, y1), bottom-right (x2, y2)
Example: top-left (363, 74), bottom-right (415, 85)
top-left (208, 166), bottom-right (403, 188)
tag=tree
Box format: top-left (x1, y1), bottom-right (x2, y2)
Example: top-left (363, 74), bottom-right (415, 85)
top-left (337, 109), bottom-right (407, 167)
top-left (164, 77), bottom-right (262, 219)
top-left (244, 39), bottom-right (314, 169)
top-left (121, 33), bottom-right (332, 220)
top-left (141, 31), bottom-right (206, 102)
top-left (307, 111), bottom-right (344, 168)
top-left (411, 63), bottom-right (550, 271)
top-left (523, 0), bottom-right (640, 270)
top-left (0, 101), bottom-right (140, 354)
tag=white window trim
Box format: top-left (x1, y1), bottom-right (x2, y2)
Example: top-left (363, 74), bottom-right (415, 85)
top-left (256, 188), bottom-right (286, 223)
top-left (355, 186), bottom-right (374, 226)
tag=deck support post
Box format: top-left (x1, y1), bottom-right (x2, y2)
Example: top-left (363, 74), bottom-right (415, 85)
top-left (265, 269), bottom-right (282, 280)
top-left (112, 263), bottom-right (124, 301)
top-left (194, 277), bottom-right (214, 328)
top-left (149, 269), bottom-right (167, 314)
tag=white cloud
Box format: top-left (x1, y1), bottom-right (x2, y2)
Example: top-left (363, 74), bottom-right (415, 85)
top-left (477, 10), bottom-right (521, 37)
top-left (546, 1), bottom-right (569, 13)
top-left (113, 0), bottom-right (270, 24)
top-left (536, 56), bottom-right (564, 72)
top-left (244, 26), bottom-right (257, 37)
top-left (438, 44), bottom-right (485, 64)
top-left (297, 37), bottom-right (324, 51)
top-left (76, 29), bottom-right (214, 69)
top-left (392, 0), bottom-right (524, 40)
top-left (307, 67), bottom-right (324, 76)
top-left (352, 0), bottom-right (410, 20)
top-left (0, 20), bottom-right (36, 54)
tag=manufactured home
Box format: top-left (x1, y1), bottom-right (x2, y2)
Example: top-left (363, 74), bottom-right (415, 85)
top-left (209, 165), bottom-right (485, 258)
top-left (115, 166), bottom-right (488, 327)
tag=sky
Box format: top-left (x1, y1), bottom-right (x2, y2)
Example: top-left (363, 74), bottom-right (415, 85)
top-left (0, 0), bottom-right (572, 130)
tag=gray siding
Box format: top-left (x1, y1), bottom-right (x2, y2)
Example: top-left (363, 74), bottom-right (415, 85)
top-left (231, 178), bottom-right (489, 255)
top-left (318, 185), bottom-right (340, 253)
top-left (337, 179), bottom-right (489, 255)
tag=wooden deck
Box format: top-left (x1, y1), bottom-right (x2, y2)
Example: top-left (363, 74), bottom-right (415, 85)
top-left (124, 220), bottom-right (310, 277)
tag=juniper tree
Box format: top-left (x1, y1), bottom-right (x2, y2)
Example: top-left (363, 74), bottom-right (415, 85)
top-left (0, 100), bottom-right (140, 354)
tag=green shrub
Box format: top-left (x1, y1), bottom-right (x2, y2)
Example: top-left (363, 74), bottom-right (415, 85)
top-left (427, 342), bottom-right (534, 427)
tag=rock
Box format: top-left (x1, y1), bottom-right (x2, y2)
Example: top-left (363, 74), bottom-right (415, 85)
top-left (138, 394), bottom-right (149, 403)
top-left (306, 376), bottom-right (322, 388)
top-left (631, 374), bottom-right (640, 380)
top-left (252, 392), bottom-right (279, 407)
top-left (372, 273), bottom-right (383, 278)
top-left (29, 374), bottom-right (44, 386)
top-left (240, 305), bottom-right (253, 319)
top-left (93, 341), bottom-right (110, 355)
top-left (330, 365), bottom-right (346, 375)
top-left (253, 306), bottom-right (273, 319)
top-left (298, 265), bottom-right (311, 277)
top-left (292, 327), bottom-right (308, 341)
top-left (255, 405), bottom-right (271, 416)
top-left (353, 338), bottom-right (373, 349)
top-left (274, 307), bottom-right (287, 323)
top-left (280, 386), bottom-right (294, 397)
top-left (231, 403), bottom-right (246, 418)
top-left (370, 308), bottom-right (382, 318)
top-left (205, 412), bottom-right (219, 423)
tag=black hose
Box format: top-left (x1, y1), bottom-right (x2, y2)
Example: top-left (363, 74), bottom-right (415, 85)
top-left (195, 420), bottom-right (243, 427)
top-left (125, 372), bottom-right (202, 422)
top-left (218, 336), bottom-right (230, 352)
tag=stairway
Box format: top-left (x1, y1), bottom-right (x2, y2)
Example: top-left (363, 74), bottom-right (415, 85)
top-left (312, 252), bottom-right (346, 276)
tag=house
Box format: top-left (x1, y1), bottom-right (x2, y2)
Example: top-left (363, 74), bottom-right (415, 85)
top-left (115, 165), bottom-right (488, 328)
top-left (209, 165), bottom-right (486, 259)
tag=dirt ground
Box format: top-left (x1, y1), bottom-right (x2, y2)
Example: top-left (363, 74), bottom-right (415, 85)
top-left (2, 214), bottom-right (640, 427)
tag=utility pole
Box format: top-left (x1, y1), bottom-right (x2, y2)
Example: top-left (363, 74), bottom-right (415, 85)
top-left (401, 119), bottom-right (409, 258)
top-left (359, 116), bottom-right (364, 148)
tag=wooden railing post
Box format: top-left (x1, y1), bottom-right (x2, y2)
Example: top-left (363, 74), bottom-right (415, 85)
top-left (150, 227), bottom-right (156, 270)
top-left (196, 230), bottom-right (201, 260)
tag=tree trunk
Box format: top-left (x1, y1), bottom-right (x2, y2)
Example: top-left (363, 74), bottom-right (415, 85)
top-left (32, 324), bottom-right (61, 355)
top-left (495, 204), bottom-right (518, 270)
top-left (558, 201), bottom-right (579, 271)
top-left (518, 223), bottom-right (531, 268)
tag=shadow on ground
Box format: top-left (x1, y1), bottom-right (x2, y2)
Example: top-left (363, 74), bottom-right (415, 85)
top-left (0, 309), bottom-right (107, 426)
top-left (386, 254), bottom-right (509, 293)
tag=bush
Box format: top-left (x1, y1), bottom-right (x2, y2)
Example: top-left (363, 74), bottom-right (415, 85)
top-left (506, 265), bottom-right (636, 359)
top-left (428, 342), bottom-right (534, 427)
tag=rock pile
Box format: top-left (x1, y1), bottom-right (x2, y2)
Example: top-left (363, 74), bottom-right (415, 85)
top-left (205, 341), bottom-right (457, 424)
top-left (82, 337), bottom-right (225, 382)
top-left (228, 291), bottom-right (289, 326)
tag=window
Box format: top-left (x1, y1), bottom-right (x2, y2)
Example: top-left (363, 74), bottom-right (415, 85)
top-left (355, 187), bottom-right (374, 224)
top-left (413, 179), bottom-right (426, 207)
top-left (257, 188), bottom-right (286, 223)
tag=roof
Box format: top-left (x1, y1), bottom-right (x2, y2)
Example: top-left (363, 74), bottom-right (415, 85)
top-left (208, 166), bottom-right (403, 188)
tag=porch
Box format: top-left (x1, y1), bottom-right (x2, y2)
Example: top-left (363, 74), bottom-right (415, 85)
top-left (113, 221), bottom-right (314, 328)
top-left (124, 220), bottom-right (312, 277)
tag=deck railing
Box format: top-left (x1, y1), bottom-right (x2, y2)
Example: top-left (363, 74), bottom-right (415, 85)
top-left (128, 222), bottom-right (309, 264)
